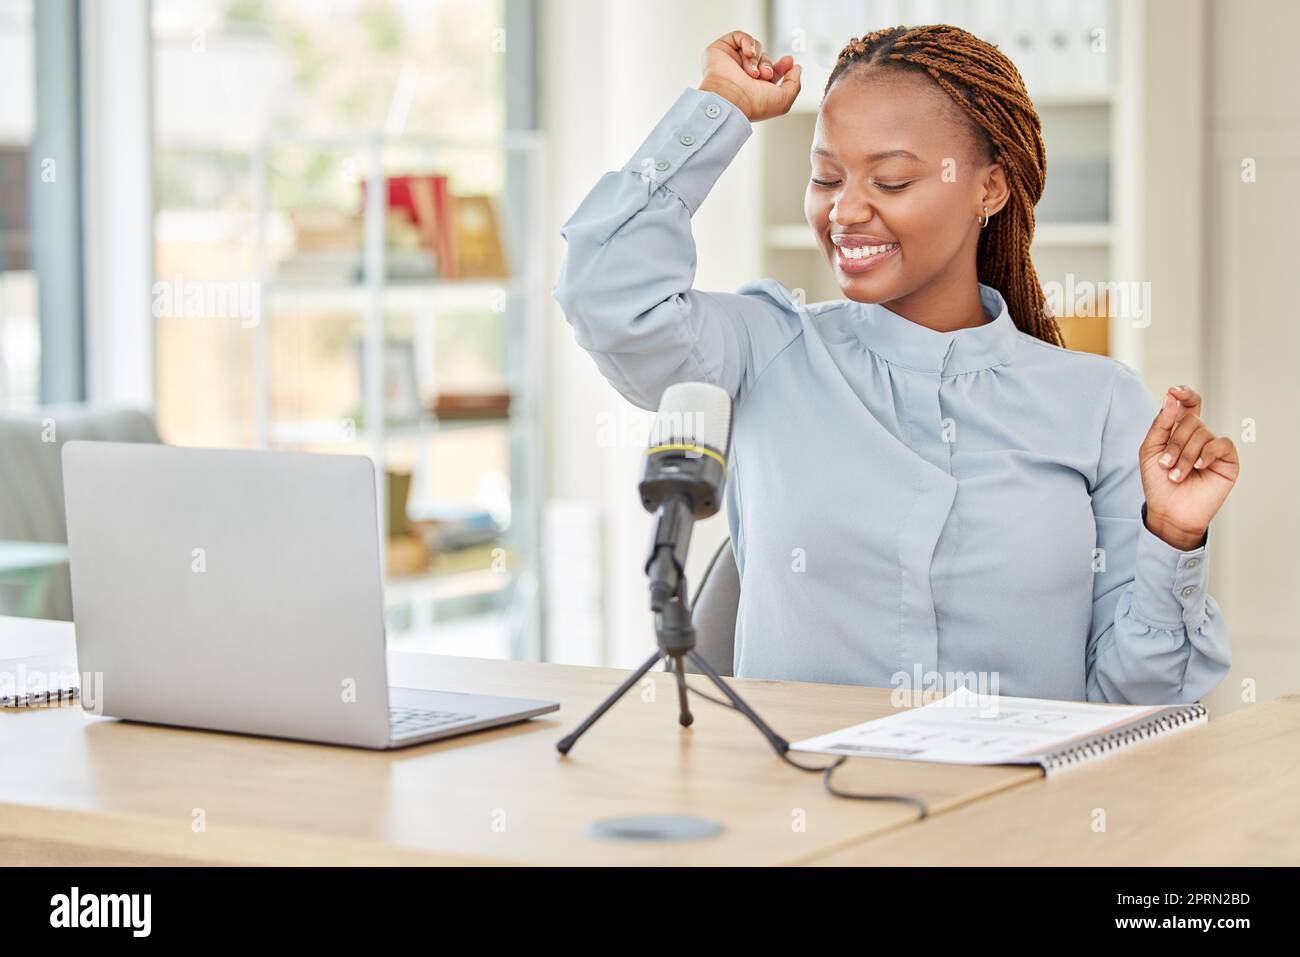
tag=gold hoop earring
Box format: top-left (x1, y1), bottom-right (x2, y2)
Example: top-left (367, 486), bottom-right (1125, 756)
top-left (978, 206), bottom-right (990, 228)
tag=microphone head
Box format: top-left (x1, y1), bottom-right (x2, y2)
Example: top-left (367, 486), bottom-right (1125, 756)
top-left (651, 382), bottom-right (732, 458)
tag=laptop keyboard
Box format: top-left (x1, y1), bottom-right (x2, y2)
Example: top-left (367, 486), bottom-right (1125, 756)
top-left (389, 706), bottom-right (478, 736)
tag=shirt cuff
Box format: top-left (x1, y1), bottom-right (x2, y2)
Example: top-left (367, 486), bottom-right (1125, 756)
top-left (1133, 502), bottom-right (1211, 630)
top-left (618, 86), bottom-right (753, 216)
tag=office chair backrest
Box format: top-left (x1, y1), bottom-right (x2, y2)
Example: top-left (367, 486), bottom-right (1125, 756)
top-left (0, 405), bottom-right (161, 619)
top-left (685, 537), bottom-right (739, 677)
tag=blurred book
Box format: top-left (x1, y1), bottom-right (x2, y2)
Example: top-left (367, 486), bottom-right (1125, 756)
top-left (385, 533), bottom-right (428, 576)
top-left (385, 212), bottom-right (437, 278)
top-left (386, 248), bottom-right (438, 279)
top-left (358, 176), bottom-right (513, 280)
top-left (388, 469), bottom-right (413, 537)
top-left (427, 541), bottom-right (511, 576)
top-left (452, 195), bottom-right (510, 279)
top-left (288, 206), bottom-right (360, 251)
top-left (413, 175), bottom-right (458, 279)
top-left (274, 253), bottom-right (361, 283)
top-left (432, 390), bottom-right (511, 420)
top-left (359, 174), bottom-right (458, 278)
top-left (277, 207), bottom-right (363, 282)
top-left (407, 499), bottom-right (503, 551)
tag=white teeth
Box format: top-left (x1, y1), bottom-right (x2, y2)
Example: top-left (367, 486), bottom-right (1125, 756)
top-left (840, 242), bottom-right (898, 259)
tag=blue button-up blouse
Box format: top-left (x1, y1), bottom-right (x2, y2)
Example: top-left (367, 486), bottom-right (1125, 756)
top-left (553, 86), bottom-right (1230, 705)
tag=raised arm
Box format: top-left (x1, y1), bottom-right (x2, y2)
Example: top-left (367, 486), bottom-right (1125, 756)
top-left (552, 31), bottom-right (804, 410)
top-left (1086, 365), bottom-right (1234, 704)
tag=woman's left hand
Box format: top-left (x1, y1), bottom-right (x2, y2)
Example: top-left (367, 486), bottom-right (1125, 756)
top-left (1138, 384), bottom-right (1240, 550)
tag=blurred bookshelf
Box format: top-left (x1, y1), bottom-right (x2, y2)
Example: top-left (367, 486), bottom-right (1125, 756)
top-left (250, 130), bottom-right (546, 659)
top-left (764, 0), bottom-right (1131, 360)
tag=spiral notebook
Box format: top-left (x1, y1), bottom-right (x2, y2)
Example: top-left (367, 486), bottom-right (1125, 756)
top-left (790, 685), bottom-right (1208, 774)
top-left (0, 654), bottom-right (82, 711)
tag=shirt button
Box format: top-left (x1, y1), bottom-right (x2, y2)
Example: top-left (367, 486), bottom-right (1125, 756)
top-left (654, 159), bottom-right (670, 171)
top-left (1185, 557), bottom-right (1200, 569)
top-left (1181, 585), bottom-right (1198, 598)
top-left (679, 133), bottom-right (696, 146)
top-left (704, 104), bottom-right (721, 118)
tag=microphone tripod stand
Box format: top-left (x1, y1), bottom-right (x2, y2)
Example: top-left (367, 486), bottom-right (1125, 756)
top-left (555, 558), bottom-right (789, 757)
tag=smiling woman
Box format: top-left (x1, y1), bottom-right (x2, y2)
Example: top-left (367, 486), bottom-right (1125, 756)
top-left (807, 26), bottom-right (1059, 342)
top-left (552, 25), bottom-right (1239, 705)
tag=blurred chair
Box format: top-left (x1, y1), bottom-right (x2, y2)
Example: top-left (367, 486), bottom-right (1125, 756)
top-left (683, 537), bottom-right (739, 677)
top-left (0, 406), bottom-right (160, 620)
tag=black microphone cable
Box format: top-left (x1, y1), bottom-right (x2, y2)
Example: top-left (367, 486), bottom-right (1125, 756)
top-left (663, 656), bottom-right (930, 818)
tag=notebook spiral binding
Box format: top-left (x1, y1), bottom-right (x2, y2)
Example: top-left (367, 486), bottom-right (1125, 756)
top-left (1041, 702), bottom-right (1208, 772)
top-left (0, 686), bottom-right (81, 709)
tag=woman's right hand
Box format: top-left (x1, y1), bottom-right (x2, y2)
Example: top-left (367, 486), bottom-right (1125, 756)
top-left (699, 30), bottom-right (802, 122)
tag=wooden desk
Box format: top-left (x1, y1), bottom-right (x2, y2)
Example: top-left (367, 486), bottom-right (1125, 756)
top-left (0, 617), bottom-right (1040, 866)
top-left (813, 690), bottom-right (1300, 866)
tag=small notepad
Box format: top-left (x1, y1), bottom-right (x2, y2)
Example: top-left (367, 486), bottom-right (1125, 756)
top-left (791, 685), bottom-right (1208, 774)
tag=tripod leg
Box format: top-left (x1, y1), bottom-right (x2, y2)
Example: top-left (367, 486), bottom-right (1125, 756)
top-left (556, 650), bottom-right (664, 755)
top-left (668, 655), bottom-right (694, 728)
top-left (685, 650), bottom-right (790, 757)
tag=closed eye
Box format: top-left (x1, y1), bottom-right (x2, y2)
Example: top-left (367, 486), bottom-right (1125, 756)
top-left (810, 178), bottom-right (913, 192)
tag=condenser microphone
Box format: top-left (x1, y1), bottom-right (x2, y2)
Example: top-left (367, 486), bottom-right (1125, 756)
top-left (640, 382), bottom-right (732, 611)
top-left (559, 381), bottom-right (791, 760)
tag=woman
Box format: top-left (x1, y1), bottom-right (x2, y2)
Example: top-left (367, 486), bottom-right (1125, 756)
top-left (552, 25), bottom-right (1239, 704)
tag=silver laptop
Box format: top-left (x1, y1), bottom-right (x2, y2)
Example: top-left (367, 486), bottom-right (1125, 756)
top-left (61, 441), bottom-right (558, 749)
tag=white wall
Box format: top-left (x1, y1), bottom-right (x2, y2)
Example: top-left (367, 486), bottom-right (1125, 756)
top-left (540, 0), bottom-right (767, 666)
top-left (1200, 0), bottom-right (1300, 715)
top-left (1119, 0), bottom-right (1209, 390)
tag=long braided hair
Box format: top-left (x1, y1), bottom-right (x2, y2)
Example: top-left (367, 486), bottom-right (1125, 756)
top-left (825, 24), bottom-right (1064, 347)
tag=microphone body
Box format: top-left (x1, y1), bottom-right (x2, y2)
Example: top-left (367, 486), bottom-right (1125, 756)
top-left (639, 383), bottom-right (732, 611)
